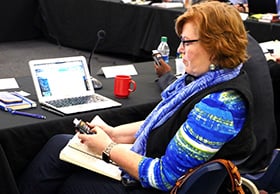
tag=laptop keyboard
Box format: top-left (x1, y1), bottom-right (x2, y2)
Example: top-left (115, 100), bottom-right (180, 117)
top-left (46, 95), bottom-right (107, 108)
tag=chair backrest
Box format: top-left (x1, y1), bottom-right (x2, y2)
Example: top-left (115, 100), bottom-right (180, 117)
top-left (242, 149), bottom-right (280, 193)
top-left (175, 34), bottom-right (276, 194)
top-left (238, 34), bottom-right (277, 172)
top-left (175, 162), bottom-right (228, 194)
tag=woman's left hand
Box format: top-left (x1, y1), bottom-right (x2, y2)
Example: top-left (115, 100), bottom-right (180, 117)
top-left (154, 59), bottom-right (172, 77)
top-left (78, 126), bottom-right (113, 155)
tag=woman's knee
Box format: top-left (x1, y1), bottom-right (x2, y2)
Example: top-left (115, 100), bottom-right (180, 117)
top-left (44, 134), bottom-right (73, 155)
top-left (48, 134), bottom-right (73, 147)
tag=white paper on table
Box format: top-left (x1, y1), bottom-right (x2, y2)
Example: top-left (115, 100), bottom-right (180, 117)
top-left (0, 78), bottom-right (19, 90)
top-left (97, 64), bottom-right (138, 78)
top-left (151, 2), bottom-right (183, 8)
top-left (259, 40), bottom-right (280, 54)
top-left (239, 13), bottom-right (248, 21)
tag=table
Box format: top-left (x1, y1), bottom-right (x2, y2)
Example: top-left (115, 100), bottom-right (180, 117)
top-left (0, 61), bottom-right (165, 194)
top-left (244, 19), bottom-right (280, 43)
top-left (37, 0), bottom-right (280, 60)
top-left (38, 0), bottom-right (184, 59)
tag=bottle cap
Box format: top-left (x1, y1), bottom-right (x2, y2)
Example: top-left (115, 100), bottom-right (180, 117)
top-left (161, 36), bottom-right (167, 42)
top-left (73, 118), bottom-right (80, 126)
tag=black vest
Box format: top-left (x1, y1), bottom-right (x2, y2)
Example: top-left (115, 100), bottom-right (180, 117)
top-left (146, 71), bottom-right (256, 170)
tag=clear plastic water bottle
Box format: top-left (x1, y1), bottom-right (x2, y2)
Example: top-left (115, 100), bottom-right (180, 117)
top-left (157, 36), bottom-right (170, 63)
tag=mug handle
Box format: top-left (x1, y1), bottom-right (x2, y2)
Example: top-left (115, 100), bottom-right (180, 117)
top-left (128, 80), bottom-right (136, 92)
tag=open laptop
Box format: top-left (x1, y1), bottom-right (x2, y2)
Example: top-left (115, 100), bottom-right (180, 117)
top-left (247, 0), bottom-right (277, 15)
top-left (29, 56), bottom-right (121, 115)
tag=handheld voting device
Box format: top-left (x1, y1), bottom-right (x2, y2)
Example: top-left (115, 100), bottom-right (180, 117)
top-left (73, 118), bottom-right (93, 134)
top-left (152, 50), bottom-right (162, 66)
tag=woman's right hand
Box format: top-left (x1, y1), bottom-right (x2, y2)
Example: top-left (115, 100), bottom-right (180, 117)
top-left (87, 120), bottom-right (114, 138)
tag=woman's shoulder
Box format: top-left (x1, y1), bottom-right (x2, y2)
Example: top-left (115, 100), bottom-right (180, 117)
top-left (199, 89), bottom-right (247, 112)
top-left (204, 89), bottom-right (245, 103)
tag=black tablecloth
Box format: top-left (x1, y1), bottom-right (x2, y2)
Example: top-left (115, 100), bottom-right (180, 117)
top-left (244, 19), bottom-right (280, 43)
top-left (0, 60), bottom-right (168, 194)
top-left (38, 0), bottom-right (184, 59)
top-left (37, 0), bottom-right (280, 60)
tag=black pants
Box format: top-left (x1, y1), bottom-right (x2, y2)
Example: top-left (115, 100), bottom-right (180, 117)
top-left (17, 134), bottom-right (164, 194)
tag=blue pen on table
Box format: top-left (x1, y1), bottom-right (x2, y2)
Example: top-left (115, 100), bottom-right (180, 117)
top-left (9, 109), bottom-right (46, 119)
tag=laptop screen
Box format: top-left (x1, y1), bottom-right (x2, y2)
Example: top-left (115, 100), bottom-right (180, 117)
top-left (30, 56), bottom-right (94, 100)
top-left (247, 0), bottom-right (277, 15)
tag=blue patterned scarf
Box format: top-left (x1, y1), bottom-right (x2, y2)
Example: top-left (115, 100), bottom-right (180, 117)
top-left (130, 64), bottom-right (243, 155)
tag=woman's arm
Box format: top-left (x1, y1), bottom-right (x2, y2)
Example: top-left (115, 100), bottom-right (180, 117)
top-left (111, 121), bottom-right (144, 144)
top-left (154, 59), bottom-right (176, 91)
top-left (137, 90), bottom-right (247, 191)
top-left (87, 120), bottom-right (144, 144)
top-left (79, 90), bottom-right (246, 191)
top-left (78, 126), bottom-right (143, 179)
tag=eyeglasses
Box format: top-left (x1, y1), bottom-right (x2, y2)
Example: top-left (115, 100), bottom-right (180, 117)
top-left (180, 39), bottom-right (199, 47)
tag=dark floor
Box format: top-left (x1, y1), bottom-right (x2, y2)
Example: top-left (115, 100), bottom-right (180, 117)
top-left (0, 39), bottom-right (135, 78)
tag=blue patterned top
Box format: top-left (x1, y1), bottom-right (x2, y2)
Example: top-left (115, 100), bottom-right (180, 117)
top-left (138, 90), bottom-right (246, 191)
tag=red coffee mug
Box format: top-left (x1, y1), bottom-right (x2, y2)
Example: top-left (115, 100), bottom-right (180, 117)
top-left (114, 75), bottom-right (136, 98)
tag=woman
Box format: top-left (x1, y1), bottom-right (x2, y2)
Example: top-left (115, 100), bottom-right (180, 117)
top-left (18, 2), bottom-right (255, 193)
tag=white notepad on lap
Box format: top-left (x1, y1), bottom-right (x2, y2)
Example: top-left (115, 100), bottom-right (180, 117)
top-left (29, 56), bottom-right (121, 115)
top-left (59, 133), bottom-right (122, 181)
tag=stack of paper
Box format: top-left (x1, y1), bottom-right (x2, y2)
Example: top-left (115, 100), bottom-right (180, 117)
top-left (59, 133), bottom-right (122, 181)
top-left (151, 2), bottom-right (183, 8)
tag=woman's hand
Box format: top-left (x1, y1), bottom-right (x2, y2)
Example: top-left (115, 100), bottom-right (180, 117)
top-left (78, 127), bottom-right (143, 180)
top-left (78, 126), bottom-right (113, 156)
top-left (87, 121), bottom-right (114, 138)
top-left (154, 59), bottom-right (172, 77)
top-left (85, 119), bottom-right (143, 144)
top-left (233, 3), bottom-right (248, 13)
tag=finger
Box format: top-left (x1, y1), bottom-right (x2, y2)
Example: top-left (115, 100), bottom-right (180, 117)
top-left (86, 122), bottom-right (95, 128)
top-left (159, 58), bottom-right (166, 65)
top-left (78, 133), bottom-right (89, 142)
top-left (154, 62), bottom-right (160, 68)
top-left (91, 126), bottom-right (98, 134)
top-left (154, 63), bottom-right (159, 70)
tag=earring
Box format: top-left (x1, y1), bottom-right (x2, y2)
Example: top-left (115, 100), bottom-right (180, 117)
top-left (209, 64), bottom-right (216, 71)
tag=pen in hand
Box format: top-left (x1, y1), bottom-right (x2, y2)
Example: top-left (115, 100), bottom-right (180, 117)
top-left (9, 109), bottom-right (46, 119)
